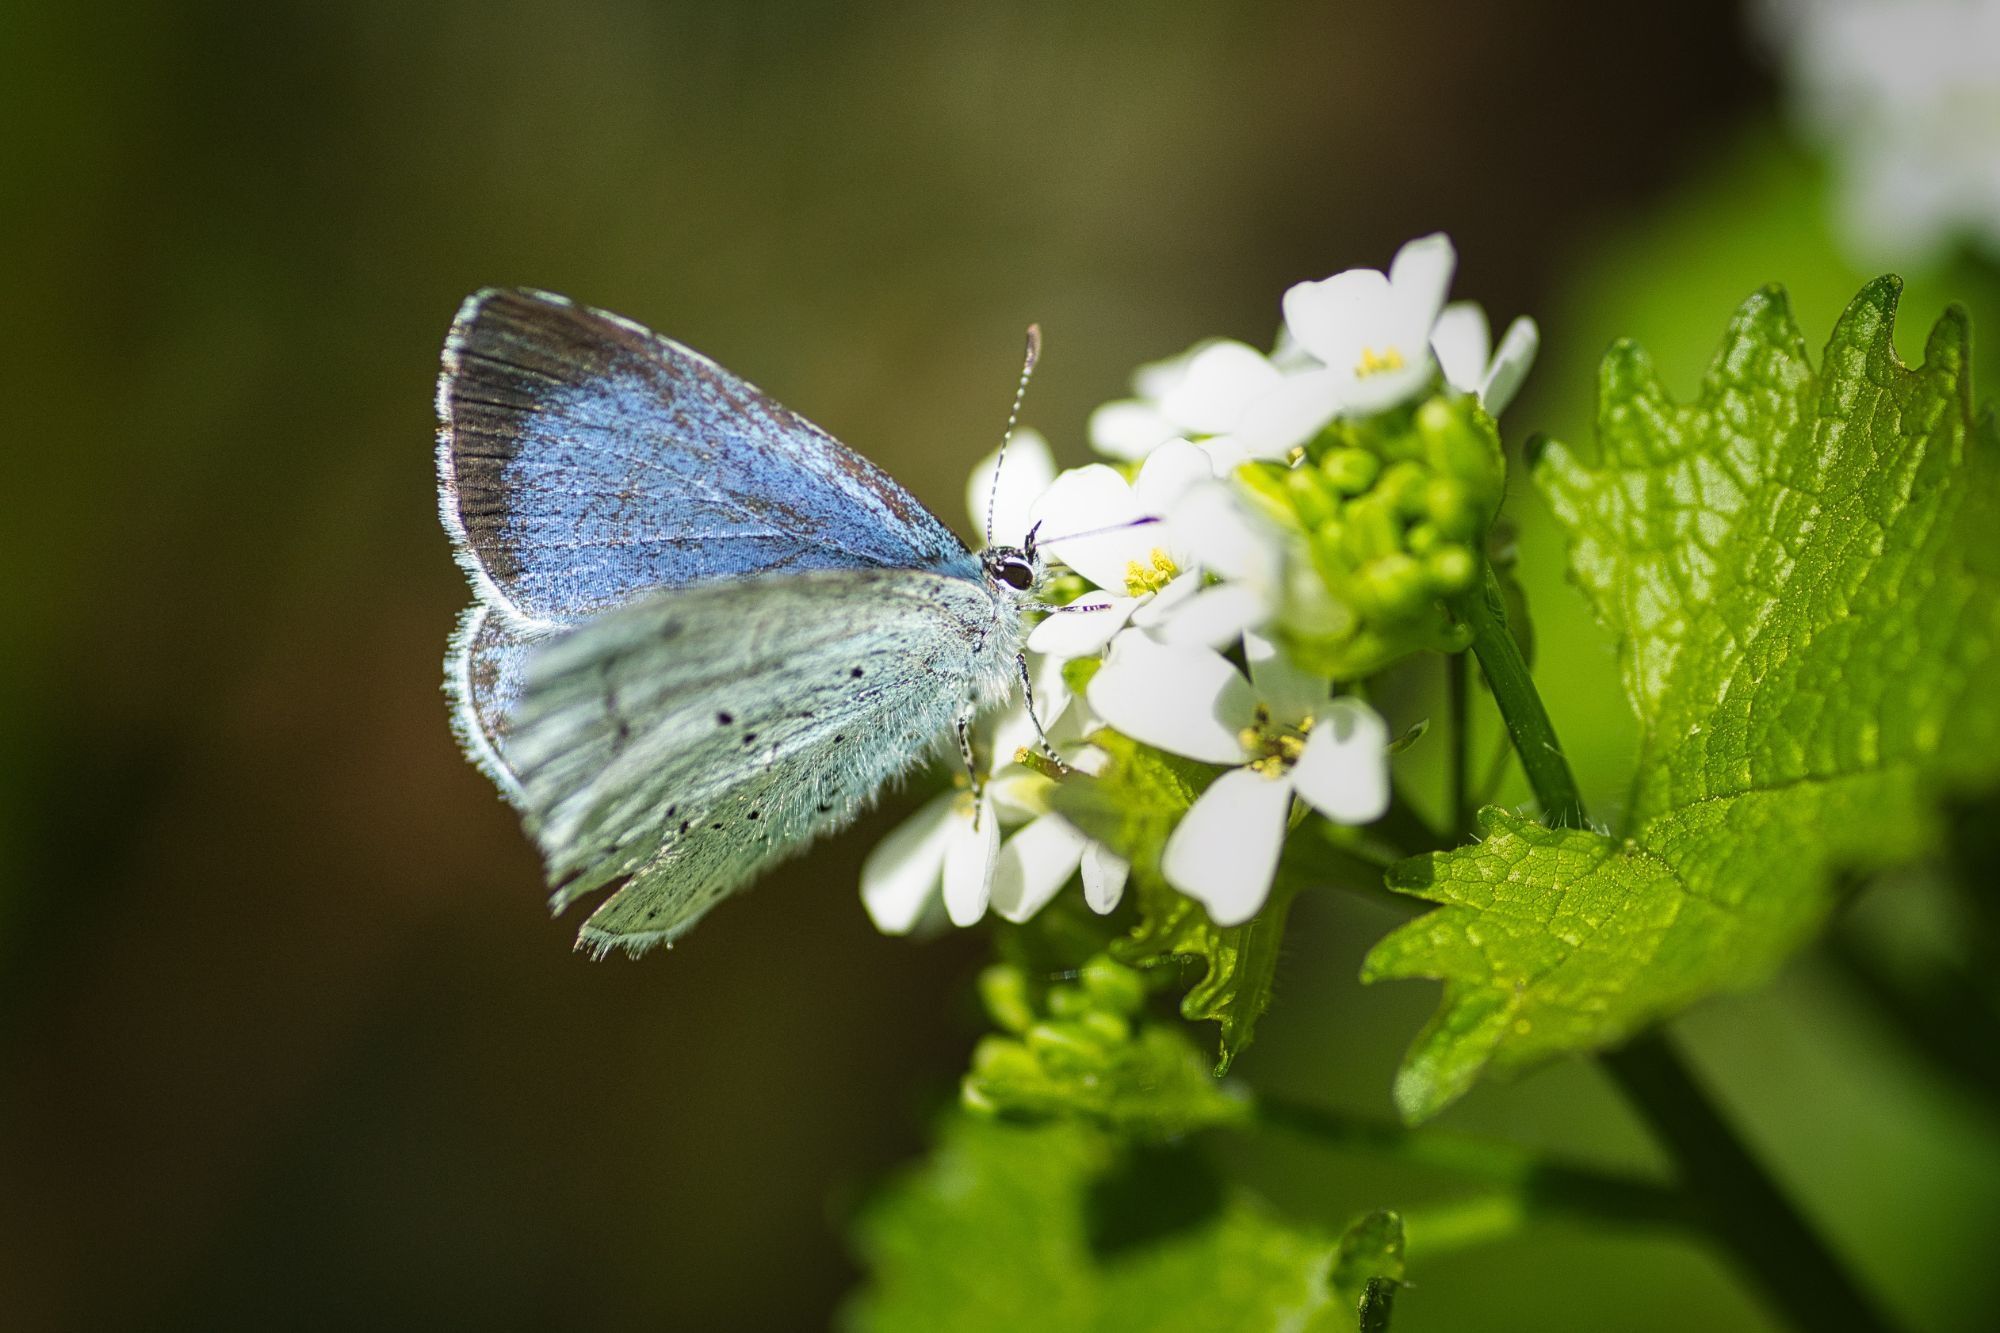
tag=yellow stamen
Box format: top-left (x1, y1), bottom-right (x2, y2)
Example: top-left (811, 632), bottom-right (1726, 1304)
top-left (1355, 345), bottom-right (1406, 378)
top-left (1122, 548), bottom-right (1180, 597)
top-left (1239, 706), bottom-right (1315, 778)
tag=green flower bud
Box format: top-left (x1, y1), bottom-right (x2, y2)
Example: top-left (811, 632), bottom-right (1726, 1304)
top-left (977, 965), bottom-right (1035, 1034)
top-left (1079, 954), bottom-right (1147, 1016)
top-left (1319, 447), bottom-right (1380, 494)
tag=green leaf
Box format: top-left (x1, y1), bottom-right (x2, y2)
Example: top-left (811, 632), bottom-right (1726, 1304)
top-left (1330, 1210), bottom-right (1406, 1329)
top-left (1049, 731), bottom-right (1292, 1071)
top-left (846, 1113), bottom-right (1347, 1333)
top-left (1365, 280), bottom-right (2000, 1120)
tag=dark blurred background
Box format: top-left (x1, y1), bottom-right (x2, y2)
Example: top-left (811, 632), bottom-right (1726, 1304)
top-left (5, 2), bottom-right (1998, 1329)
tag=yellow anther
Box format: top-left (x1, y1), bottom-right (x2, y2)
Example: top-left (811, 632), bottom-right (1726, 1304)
top-left (1122, 548), bottom-right (1180, 597)
top-left (1355, 345), bottom-right (1406, 378)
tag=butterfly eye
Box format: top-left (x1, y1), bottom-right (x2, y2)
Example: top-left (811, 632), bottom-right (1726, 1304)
top-left (997, 557), bottom-right (1034, 591)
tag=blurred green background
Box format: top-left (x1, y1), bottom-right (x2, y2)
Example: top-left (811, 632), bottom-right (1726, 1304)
top-left (4, 1), bottom-right (1997, 1329)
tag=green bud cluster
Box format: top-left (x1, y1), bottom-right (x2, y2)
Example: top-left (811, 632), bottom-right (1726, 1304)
top-left (962, 954), bottom-right (1247, 1138)
top-left (1236, 391), bottom-right (1505, 679)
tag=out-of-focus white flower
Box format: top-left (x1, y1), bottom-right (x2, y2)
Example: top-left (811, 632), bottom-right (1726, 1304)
top-left (1237, 234), bottom-right (1458, 458)
top-left (861, 785), bottom-right (1000, 933)
top-left (966, 427), bottom-right (1057, 546)
top-left (1089, 339), bottom-right (1282, 462)
top-left (1431, 302), bottom-right (1540, 415)
top-left (985, 749), bottom-right (1131, 920)
top-left (1085, 631), bottom-right (1389, 924)
top-left (862, 661), bottom-right (1128, 931)
top-left (1026, 440), bottom-right (1255, 656)
top-left (1761, 0), bottom-right (2000, 265)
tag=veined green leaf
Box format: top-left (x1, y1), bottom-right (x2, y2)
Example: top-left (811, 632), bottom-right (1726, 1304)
top-left (1366, 279), bottom-right (2000, 1120)
top-left (845, 1114), bottom-right (1349, 1333)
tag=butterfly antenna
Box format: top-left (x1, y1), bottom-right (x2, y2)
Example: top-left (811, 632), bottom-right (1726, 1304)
top-left (985, 323), bottom-right (1042, 543)
top-left (1034, 515), bottom-right (1162, 546)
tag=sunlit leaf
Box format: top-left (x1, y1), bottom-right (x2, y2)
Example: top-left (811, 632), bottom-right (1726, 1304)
top-left (1367, 280), bottom-right (2000, 1119)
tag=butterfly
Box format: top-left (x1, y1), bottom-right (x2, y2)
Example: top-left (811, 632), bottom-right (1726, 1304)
top-left (437, 288), bottom-right (1053, 957)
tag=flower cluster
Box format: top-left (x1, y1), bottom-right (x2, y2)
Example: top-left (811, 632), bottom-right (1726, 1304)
top-left (863, 234), bottom-right (1535, 932)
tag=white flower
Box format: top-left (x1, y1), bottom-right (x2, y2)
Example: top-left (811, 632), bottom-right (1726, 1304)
top-left (966, 427), bottom-right (1057, 546)
top-left (860, 661), bottom-right (1130, 931)
top-left (1089, 339), bottom-right (1282, 462)
top-left (1085, 631), bottom-right (1389, 925)
top-left (1761, 0), bottom-right (2000, 265)
top-left (987, 755), bottom-right (1131, 921)
top-left (1431, 302), bottom-right (1540, 416)
top-left (1236, 233), bottom-right (1458, 458)
top-left (860, 786), bottom-right (1000, 933)
top-left (1026, 440), bottom-right (1257, 656)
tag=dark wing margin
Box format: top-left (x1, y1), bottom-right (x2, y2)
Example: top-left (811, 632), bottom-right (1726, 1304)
top-left (435, 288), bottom-right (977, 630)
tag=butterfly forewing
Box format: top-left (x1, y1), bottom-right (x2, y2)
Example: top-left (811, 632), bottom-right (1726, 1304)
top-left (437, 288), bottom-right (981, 628)
top-left (501, 568), bottom-right (1019, 955)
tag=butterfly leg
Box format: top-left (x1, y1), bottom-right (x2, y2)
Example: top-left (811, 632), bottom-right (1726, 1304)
top-left (1015, 653), bottom-right (1068, 771)
top-left (955, 707), bottom-right (982, 794)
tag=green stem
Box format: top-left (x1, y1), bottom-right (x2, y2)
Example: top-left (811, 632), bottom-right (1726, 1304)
top-left (1446, 651), bottom-right (1472, 838)
top-left (1255, 1095), bottom-right (1690, 1231)
top-left (1447, 557), bottom-right (1899, 1333)
top-left (1446, 566), bottom-right (1586, 829)
top-left (1602, 1034), bottom-right (1898, 1333)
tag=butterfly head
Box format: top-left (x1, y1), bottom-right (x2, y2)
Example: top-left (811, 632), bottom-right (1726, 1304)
top-left (981, 521), bottom-right (1043, 601)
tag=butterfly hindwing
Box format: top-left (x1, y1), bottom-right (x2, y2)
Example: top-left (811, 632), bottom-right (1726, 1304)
top-left (437, 288), bottom-right (979, 629)
top-left (500, 568), bottom-right (1019, 955)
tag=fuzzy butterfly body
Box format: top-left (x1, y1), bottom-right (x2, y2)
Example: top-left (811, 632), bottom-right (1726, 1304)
top-left (438, 289), bottom-right (1034, 955)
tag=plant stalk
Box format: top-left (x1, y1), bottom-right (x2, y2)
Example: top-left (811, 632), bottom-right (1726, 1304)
top-left (1447, 566), bottom-right (1586, 828)
top-left (1444, 559), bottom-right (1900, 1333)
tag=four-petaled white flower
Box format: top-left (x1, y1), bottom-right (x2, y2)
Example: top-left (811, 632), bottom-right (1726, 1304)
top-left (1085, 630), bottom-right (1390, 925)
top-left (860, 661), bottom-right (1130, 932)
top-left (1088, 339), bottom-right (1280, 463)
top-left (1237, 233), bottom-right (1459, 458)
top-left (1026, 439), bottom-right (1255, 657)
top-left (1431, 301), bottom-right (1540, 416)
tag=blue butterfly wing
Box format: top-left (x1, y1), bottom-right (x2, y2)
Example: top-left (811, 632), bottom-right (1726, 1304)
top-left (437, 287), bottom-right (980, 626)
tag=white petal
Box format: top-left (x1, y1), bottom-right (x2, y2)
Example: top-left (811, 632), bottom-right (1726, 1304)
top-left (1154, 582), bottom-right (1272, 649)
top-left (1282, 268), bottom-right (1390, 366)
top-left (1081, 842), bottom-right (1130, 914)
top-left (1337, 356), bottom-right (1435, 417)
top-left (1126, 571), bottom-right (1202, 628)
top-left (1387, 232), bottom-right (1457, 331)
top-left (1030, 465), bottom-right (1153, 590)
top-left (1160, 340), bottom-right (1283, 434)
top-left (1268, 324), bottom-right (1319, 373)
top-left (1233, 368), bottom-right (1346, 459)
top-left (1131, 345), bottom-right (1197, 403)
top-left (1088, 400), bottom-right (1175, 461)
top-left (1162, 768), bottom-right (1291, 925)
top-left (1171, 481), bottom-right (1283, 586)
top-left (1480, 316), bottom-right (1539, 416)
top-left (990, 813), bottom-right (1089, 923)
top-left (942, 795), bottom-right (999, 926)
top-left (1133, 438), bottom-right (1217, 513)
top-left (1292, 697), bottom-right (1391, 823)
top-left (966, 428), bottom-right (1056, 547)
top-left (1027, 593), bottom-right (1136, 658)
top-left (859, 792), bottom-right (957, 934)
top-left (1245, 631), bottom-right (1326, 725)
top-left (1086, 631), bottom-right (1255, 764)
top-left (1430, 301), bottom-right (1491, 395)
top-left (1196, 435), bottom-right (1249, 472)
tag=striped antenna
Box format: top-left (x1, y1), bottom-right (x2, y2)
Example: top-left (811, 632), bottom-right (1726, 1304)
top-left (984, 324), bottom-right (1042, 543)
